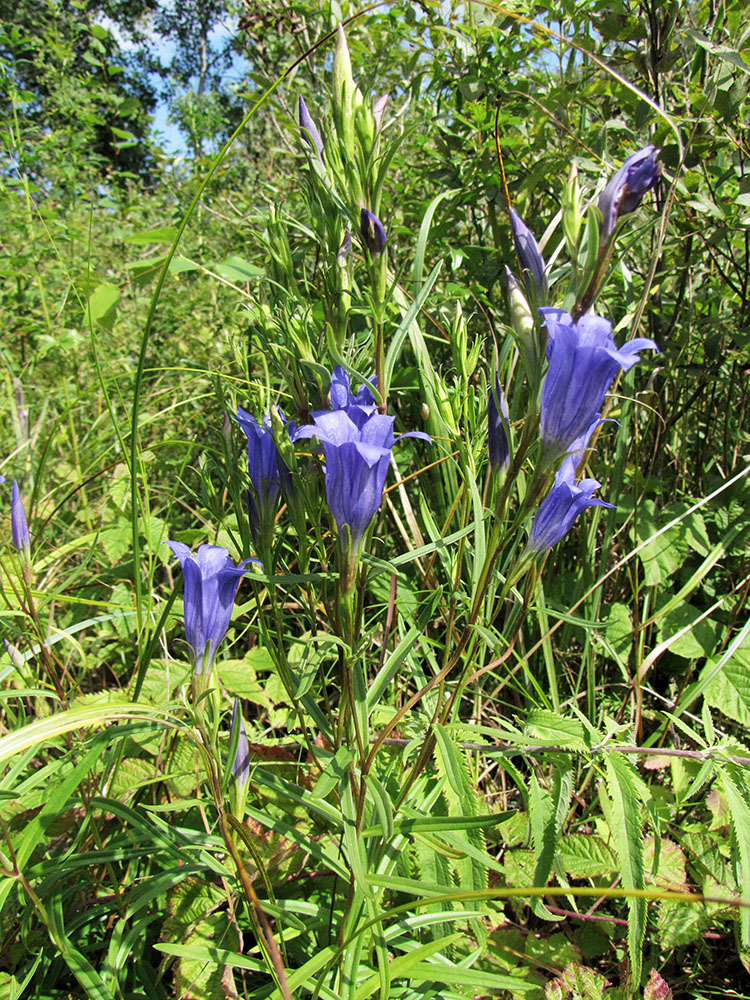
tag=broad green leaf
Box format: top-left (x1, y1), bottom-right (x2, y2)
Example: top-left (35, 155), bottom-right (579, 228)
top-left (632, 499), bottom-right (701, 585)
top-left (656, 603), bottom-right (718, 659)
top-left (84, 282), bottom-right (119, 330)
top-left (215, 254), bottom-right (264, 283)
top-left (703, 646), bottom-right (750, 726)
top-left (124, 226), bottom-right (178, 244)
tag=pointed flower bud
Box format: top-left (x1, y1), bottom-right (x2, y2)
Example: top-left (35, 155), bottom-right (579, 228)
top-left (166, 543), bottom-right (260, 676)
top-left (539, 307), bottom-right (658, 460)
top-left (337, 231), bottom-right (352, 264)
top-left (229, 698), bottom-right (250, 818)
top-left (236, 407), bottom-right (293, 544)
top-left (598, 146), bottom-right (661, 241)
top-left (488, 375), bottom-right (510, 471)
top-left (231, 699), bottom-right (249, 787)
top-left (11, 481), bottom-right (30, 555)
top-left (373, 94), bottom-right (389, 133)
top-left (510, 208), bottom-right (547, 303)
top-left (298, 95), bottom-right (324, 162)
top-left (360, 208), bottom-right (386, 256)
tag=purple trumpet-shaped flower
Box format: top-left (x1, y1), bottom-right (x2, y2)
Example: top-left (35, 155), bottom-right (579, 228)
top-left (488, 375), bottom-right (510, 471)
top-left (510, 208), bottom-right (547, 302)
top-left (329, 365), bottom-right (377, 414)
top-left (298, 95), bottom-right (324, 161)
top-left (166, 542), bottom-right (259, 676)
top-left (295, 403), bottom-right (430, 552)
top-left (539, 308), bottom-right (658, 460)
top-left (11, 481), bottom-right (30, 555)
top-left (528, 420), bottom-right (615, 552)
top-left (360, 208), bottom-right (387, 256)
top-left (598, 146), bottom-right (661, 242)
top-left (236, 407), bottom-right (293, 542)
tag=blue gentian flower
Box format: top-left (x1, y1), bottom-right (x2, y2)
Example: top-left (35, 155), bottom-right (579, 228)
top-left (598, 146), bottom-right (661, 241)
top-left (360, 208), bottom-right (387, 256)
top-left (329, 365), bottom-right (377, 414)
top-left (510, 208), bottom-right (547, 302)
top-left (528, 421), bottom-right (615, 552)
top-left (11, 481), bottom-right (30, 555)
top-left (166, 543), bottom-right (259, 676)
top-left (298, 95), bottom-right (324, 162)
top-left (236, 407), bottom-right (293, 542)
top-left (488, 375), bottom-right (510, 471)
top-left (295, 403), bottom-right (430, 551)
top-left (539, 308), bottom-right (658, 460)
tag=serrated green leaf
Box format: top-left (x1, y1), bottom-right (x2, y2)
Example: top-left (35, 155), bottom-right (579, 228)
top-left (525, 711), bottom-right (587, 748)
top-left (559, 835), bottom-right (618, 878)
top-left (703, 647), bottom-right (750, 726)
top-left (719, 761), bottom-right (750, 947)
top-left (605, 754), bottom-right (646, 984)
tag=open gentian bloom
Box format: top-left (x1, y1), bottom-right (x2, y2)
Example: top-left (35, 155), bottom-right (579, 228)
top-left (11, 481), bottom-right (30, 555)
top-left (236, 407), bottom-right (293, 542)
top-left (166, 543), bottom-right (259, 677)
top-left (360, 208), bottom-right (387, 256)
top-left (539, 308), bottom-right (658, 460)
top-left (510, 208), bottom-right (547, 303)
top-left (298, 95), bottom-right (324, 162)
top-left (488, 375), bottom-right (510, 472)
top-left (295, 407), bottom-right (430, 553)
top-left (527, 422), bottom-right (615, 552)
top-left (598, 146), bottom-right (660, 242)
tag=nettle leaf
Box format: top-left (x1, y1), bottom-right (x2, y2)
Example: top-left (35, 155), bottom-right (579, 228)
top-left (600, 601), bottom-right (633, 663)
top-left (529, 759), bottom-right (573, 920)
top-left (719, 761), bottom-right (750, 947)
top-left (433, 725), bottom-right (489, 909)
top-left (605, 754), bottom-right (647, 984)
top-left (644, 837), bottom-right (686, 890)
top-left (524, 711), bottom-right (587, 748)
top-left (632, 500), bottom-right (709, 586)
top-left (656, 604), bottom-right (718, 659)
top-left (702, 645), bottom-right (750, 727)
top-left (559, 834), bottom-right (618, 878)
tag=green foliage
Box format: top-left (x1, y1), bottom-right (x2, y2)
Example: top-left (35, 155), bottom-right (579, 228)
top-left (1, 0), bottom-right (750, 997)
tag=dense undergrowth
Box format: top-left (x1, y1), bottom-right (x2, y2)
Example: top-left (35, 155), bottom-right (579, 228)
top-left (2, 1), bottom-right (750, 998)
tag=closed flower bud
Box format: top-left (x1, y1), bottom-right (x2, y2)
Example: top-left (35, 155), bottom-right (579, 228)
top-left (11, 480), bottom-right (30, 556)
top-left (598, 146), bottom-right (661, 242)
top-left (488, 375), bottom-right (510, 472)
top-left (510, 208), bottom-right (547, 303)
top-left (360, 208), bottom-right (387, 256)
top-left (298, 95), bottom-right (324, 162)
